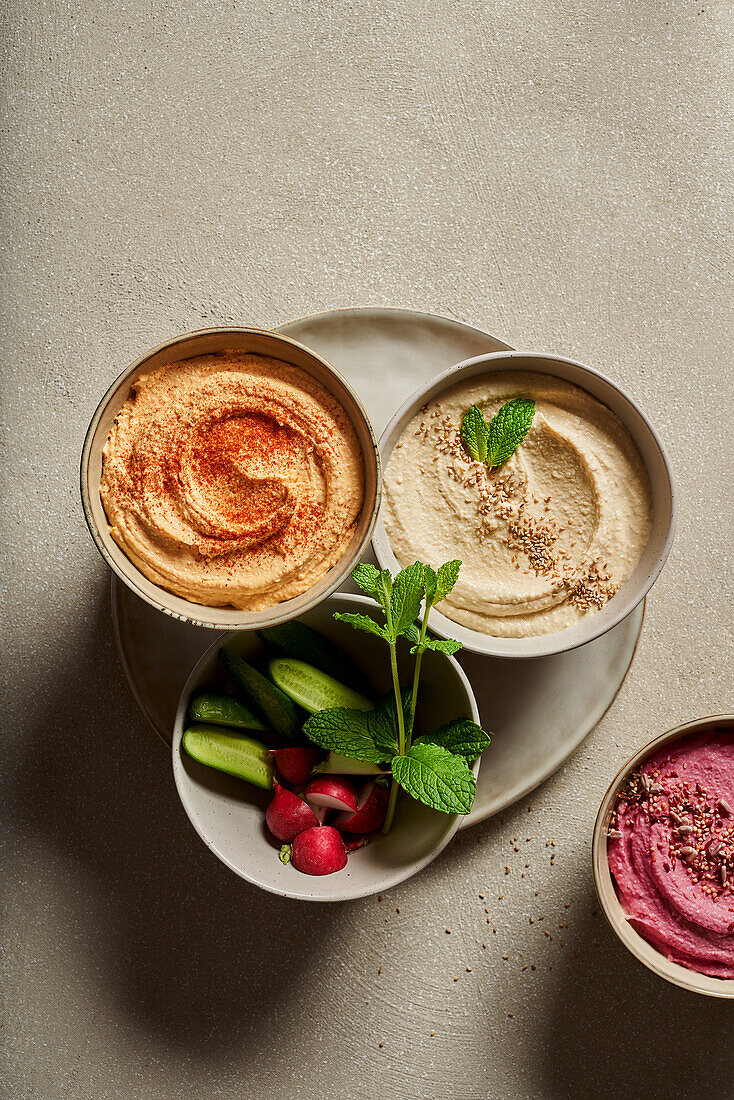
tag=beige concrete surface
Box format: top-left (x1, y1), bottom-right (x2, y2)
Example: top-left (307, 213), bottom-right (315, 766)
top-left (1, 1), bottom-right (733, 1097)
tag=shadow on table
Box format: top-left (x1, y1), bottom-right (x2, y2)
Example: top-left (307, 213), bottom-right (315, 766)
top-left (11, 581), bottom-right (339, 1055)
top-left (539, 868), bottom-right (732, 1100)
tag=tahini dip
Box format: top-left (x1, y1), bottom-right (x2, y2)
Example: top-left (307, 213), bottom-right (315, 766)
top-left (383, 371), bottom-right (651, 638)
top-left (101, 352), bottom-right (364, 609)
top-left (608, 729), bottom-right (734, 979)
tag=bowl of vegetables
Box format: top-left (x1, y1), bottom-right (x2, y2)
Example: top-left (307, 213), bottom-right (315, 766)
top-left (172, 561), bottom-right (490, 901)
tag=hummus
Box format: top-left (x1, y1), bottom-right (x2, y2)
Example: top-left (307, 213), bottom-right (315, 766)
top-left (383, 371), bottom-right (651, 637)
top-left (608, 730), bottom-right (734, 979)
top-left (101, 352), bottom-right (364, 609)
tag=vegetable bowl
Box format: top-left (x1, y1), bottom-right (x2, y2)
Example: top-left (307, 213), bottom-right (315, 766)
top-left (172, 591), bottom-right (482, 902)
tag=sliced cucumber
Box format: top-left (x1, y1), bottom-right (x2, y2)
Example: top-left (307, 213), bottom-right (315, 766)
top-left (258, 621), bottom-right (373, 695)
top-left (268, 657), bottom-right (373, 714)
top-left (187, 691), bottom-right (267, 731)
top-left (313, 752), bottom-right (385, 776)
top-left (182, 725), bottom-right (274, 789)
top-left (219, 648), bottom-right (300, 742)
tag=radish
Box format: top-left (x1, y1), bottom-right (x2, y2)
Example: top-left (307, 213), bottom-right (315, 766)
top-left (270, 747), bottom-right (321, 786)
top-left (291, 826), bottom-right (347, 875)
top-left (343, 835), bottom-right (369, 853)
top-left (334, 779), bottom-right (389, 834)
top-left (265, 780), bottom-right (319, 842)
top-left (304, 776), bottom-right (358, 814)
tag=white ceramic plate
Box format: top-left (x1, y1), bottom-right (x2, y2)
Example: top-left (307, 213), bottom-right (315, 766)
top-left (110, 307), bottom-right (645, 826)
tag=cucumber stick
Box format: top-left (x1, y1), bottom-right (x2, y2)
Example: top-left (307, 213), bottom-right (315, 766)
top-left (219, 648), bottom-right (300, 742)
top-left (258, 621), bottom-right (372, 695)
top-left (188, 692), bottom-right (267, 731)
top-left (268, 657), bottom-right (373, 714)
top-left (182, 725), bottom-right (274, 789)
top-left (313, 752), bottom-right (384, 775)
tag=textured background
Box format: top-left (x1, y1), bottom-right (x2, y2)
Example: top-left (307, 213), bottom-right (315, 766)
top-left (1, 1), bottom-right (733, 1097)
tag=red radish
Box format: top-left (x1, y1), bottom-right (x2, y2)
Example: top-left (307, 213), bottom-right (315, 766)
top-left (266, 780), bottom-right (319, 842)
top-left (304, 776), bottom-right (357, 814)
top-left (270, 747), bottom-right (321, 786)
top-left (343, 835), bottom-right (369, 853)
top-left (310, 804), bottom-right (329, 825)
top-left (291, 826), bottom-right (347, 875)
top-left (334, 779), bottom-right (389, 834)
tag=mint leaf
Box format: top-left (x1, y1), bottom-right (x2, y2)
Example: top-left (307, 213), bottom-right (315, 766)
top-left (411, 637), bottom-right (463, 656)
top-left (417, 718), bottom-right (490, 761)
top-left (390, 561), bottom-right (426, 635)
top-left (392, 742), bottom-right (476, 814)
top-left (350, 563), bottom-right (393, 615)
top-left (351, 562), bottom-right (382, 598)
top-left (486, 398), bottom-right (535, 469)
top-left (368, 689), bottom-right (410, 755)
top-left (461, 405), bottom-right (489, 462)
top-left (332, 611), bottom-right (387, 640)
top-left (433, 560), bottom-right (461, 603)
top-left (303, 707), bottom-right (391, 764)
top-left (424, 559), bottom-right (461, 606)
top-left (403, 623), bottom-right (421, 646)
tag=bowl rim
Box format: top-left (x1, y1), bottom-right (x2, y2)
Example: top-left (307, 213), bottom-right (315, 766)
top-left (372, 348), bottom-right (677, 659)
top-left (80, 325), bottom-right (382, 631)
top-left (171, 591), bottom-right (481, 902)
top-left (592, 713), bottom-right (734, 998)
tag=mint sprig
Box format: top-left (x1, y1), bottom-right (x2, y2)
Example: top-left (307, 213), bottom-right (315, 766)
top-left (461, 398), bottom-right (535, 468)
top-left (302, 560), bottom-right (492, 832)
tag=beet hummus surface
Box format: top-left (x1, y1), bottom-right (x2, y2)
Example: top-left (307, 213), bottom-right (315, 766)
top-left (608, 730), bottom-right (734, 979)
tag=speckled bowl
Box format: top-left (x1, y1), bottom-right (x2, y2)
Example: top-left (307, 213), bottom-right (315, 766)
top-left (172, 592), bottom-right (481, 902)
top-left (80, 326), bottom-right (382, 631)
top-left (373, 350), bottom-right (677, 659)
top-left (593, 714), bottom-right (734, 998)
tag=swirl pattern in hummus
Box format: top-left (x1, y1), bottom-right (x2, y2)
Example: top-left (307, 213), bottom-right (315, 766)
top-left (101, 352), bottom-right (364, 609)
top-left (383, 371), bottom-right (651, 638)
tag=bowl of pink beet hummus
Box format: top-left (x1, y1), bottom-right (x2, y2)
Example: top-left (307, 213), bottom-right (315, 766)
top-left (593, 715), bottom-right (734, 997)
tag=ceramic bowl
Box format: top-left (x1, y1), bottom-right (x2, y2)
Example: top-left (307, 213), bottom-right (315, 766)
top-left (81, 326), bottom-right (381, 630)
top-left (593, 714), bottom-right (734, 998)
top-left (172, 592), bottom-right (481, 901)
top-left (372, 350), bottom-right (676, 659)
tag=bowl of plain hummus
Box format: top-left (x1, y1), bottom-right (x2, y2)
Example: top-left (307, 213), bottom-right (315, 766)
top-left (372, 351), bottom-right (676, 658)
top-left (81, 327), bottom-right (381, 630)
top-left (593, 715), bottom-right (734, 998)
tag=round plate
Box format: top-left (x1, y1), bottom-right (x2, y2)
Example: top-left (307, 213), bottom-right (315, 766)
top-left (110, 306), bottom-right (645, 827)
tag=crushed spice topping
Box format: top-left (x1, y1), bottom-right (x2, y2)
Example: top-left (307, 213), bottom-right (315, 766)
top-left (413, 406), bottom-right (619, 615)
top-left (610, 759), bottom-right (734, 903)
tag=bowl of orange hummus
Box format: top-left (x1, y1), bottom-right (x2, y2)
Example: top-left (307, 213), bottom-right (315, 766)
top-left (594, 715), bottom-right (734, 997)
top-left (81, 328), bottom-right (381, 629)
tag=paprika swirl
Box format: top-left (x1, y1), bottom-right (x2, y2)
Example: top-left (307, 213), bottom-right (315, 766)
top-left (100, 352), bottom-right (365, 609)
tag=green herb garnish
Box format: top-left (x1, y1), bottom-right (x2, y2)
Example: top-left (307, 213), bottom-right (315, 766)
top-left (301, 560), bottom-right (491, 833)
top-left (461, 397), bottom-right (535, 468)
